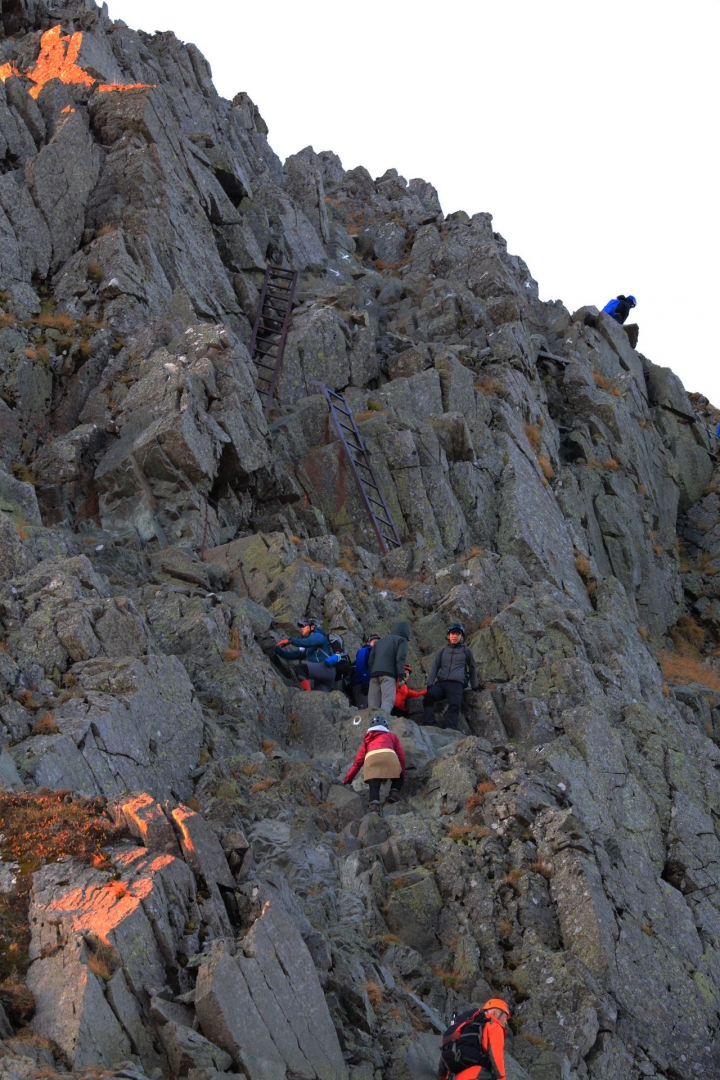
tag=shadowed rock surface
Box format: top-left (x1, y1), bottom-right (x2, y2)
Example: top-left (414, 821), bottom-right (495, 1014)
top-left (1, 3), bottom-right (720, 1080)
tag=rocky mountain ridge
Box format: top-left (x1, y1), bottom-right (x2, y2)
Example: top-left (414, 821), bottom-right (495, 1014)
top-left (1, 2), bottom-right (720, 1080)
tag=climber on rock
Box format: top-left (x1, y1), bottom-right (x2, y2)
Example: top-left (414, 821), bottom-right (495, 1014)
top-left (602, 294), bottom-right (636, 325)
top-left (392, 665), bottom-right (427, 717)
top-left (352, 633), bottom-right (380, 708)
top-left (438, 999), bottom-right (510, 1080)
top-left (275, 618), bottom-right (336, 691)
top-left (423, 623), bottom-right (479, 730)
top-left (342, 714), bottom-right (406, 813)
top-left (368, 620), bottom-right (410, 713)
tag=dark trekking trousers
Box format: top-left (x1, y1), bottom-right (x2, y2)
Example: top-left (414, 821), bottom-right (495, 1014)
top-left (423, 680), bottom-right (465, 729)
top-left (299, 661), bottom-right (336, 692)
top-left (367, 775), bottom-right (403, 803)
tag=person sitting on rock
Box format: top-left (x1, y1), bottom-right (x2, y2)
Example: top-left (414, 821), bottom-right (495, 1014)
top-left (368, 621), bottom-right (410, 713)
top-left (438, 999), bottom-right (510, 1080)
top-left (275, 617), bottom-right (336, 691)
top-left (423, 623), bottom-right (479, 730)
top-left (602, 294), bottom-right (636, 324)
top-left (342, 714), bottom-right (406, 813)
top-left (352, 633), bottom-right (380, 708)
top-left (392, 665), bottom-right (427, 717)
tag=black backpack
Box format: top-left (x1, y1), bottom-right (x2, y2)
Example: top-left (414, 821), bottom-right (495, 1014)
top-left (326, 632), bottom-right (348, 661)
top-left (440, 1008), bottom-right (490, 1074)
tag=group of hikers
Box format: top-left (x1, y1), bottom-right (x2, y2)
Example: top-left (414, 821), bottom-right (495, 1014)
top-left (275, 617), bottom-right (480, 814)
top-left (275, 617), bottom-right (478, 728)
top-left (275, 619), bottom-right (509, 1078)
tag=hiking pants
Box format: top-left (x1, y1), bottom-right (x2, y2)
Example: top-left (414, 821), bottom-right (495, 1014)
top-left (423, 680), bottom-right (465, 729)
top-left (367, 776), bottom-right (403, 802)
top-left (368, 675), bottom-right (396, 713)
top-left (300, 661), bottom-right (335, 693)
top-left (353, 683), bottom-right (369, 709)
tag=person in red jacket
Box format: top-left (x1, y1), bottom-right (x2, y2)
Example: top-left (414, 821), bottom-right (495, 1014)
top-left (392, 665), bottom-right (427, 717)
top-left (342, 715), bottom-right (406, 813)
top-left (438, 999), bottom-right (509, 1080)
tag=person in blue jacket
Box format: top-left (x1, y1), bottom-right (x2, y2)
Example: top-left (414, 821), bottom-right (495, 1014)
top-left (352, 634), bottom-right (380, 708)
top-left (602, 295), bottom-right (636, 325)
top-left (275, 618), bottom-right (338, 691)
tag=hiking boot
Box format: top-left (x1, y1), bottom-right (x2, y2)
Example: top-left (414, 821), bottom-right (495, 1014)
top-left (369, 801), bottom-right (381, 814)
top-left (386, 790), bottom-right (401, 804)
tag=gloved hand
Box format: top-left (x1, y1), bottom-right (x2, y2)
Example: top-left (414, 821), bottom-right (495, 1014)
top-left (276, 639), bottom-right (290, 647)
top-left (342, 778), bottom-right (351, 785)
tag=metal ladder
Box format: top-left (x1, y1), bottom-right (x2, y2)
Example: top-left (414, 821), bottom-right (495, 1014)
top-left (250, 264), bottom-right (298, 418)
top-left (318, 383), bottom-right (402, 555)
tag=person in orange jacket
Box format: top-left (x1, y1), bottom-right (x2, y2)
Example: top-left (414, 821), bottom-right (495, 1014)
top-left (392, 665), bottom-right (426, 717)
top-left (342, 715), bottom-right (406, 813)
top-left (438, 999), bottom-right (510, 1080)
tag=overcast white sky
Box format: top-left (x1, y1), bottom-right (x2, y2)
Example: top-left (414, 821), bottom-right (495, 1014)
top-left (109, 0), bottom-right (720, 406)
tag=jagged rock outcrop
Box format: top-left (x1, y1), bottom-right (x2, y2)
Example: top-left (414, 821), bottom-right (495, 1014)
top-left (2, 3), bottom-right (720, 1080)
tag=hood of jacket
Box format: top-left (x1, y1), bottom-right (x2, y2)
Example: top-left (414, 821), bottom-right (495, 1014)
top-left (390, 620), bottom-right (410, 640)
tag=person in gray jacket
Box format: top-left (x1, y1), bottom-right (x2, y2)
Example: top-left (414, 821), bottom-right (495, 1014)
top-left (368, 620), bottom-right (410, 713)
top-left (423, 622), bottom-right (479, 729)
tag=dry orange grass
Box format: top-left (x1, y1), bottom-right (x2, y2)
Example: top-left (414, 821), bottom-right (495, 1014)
top-left (30, 713), bottom-right (59, 736)
top-left (526, 859), bottom-right (554, 879)
top-left (524, 424), bottom-right (542, 452)
top-left (466, 793), bottom-right (485, 811)
top-left (0, 314), bottom-right (16, 328)
top-left (365, 980), bottom-right (383, 1009)
top-left (250, 778), bottom-right (277, 794)
top-left (479, 615), bottom-right (494, 629)
top-left (537, 455), bottom-right (555, 480)
top-left (35, 313), bottom-right (73, 333)
top-left (475, 377), bottom-right (504, 395)
top-left (574, 554), bottom-right (591, 577)
top-left (592, 371), bottom-right (622, 396)
top-left (224, 627), bottom-right (241, 662)
top-left (659, 651), bottom-right (720, 694)
top-left (604, 458), bottom-right (620, 471)
top-left (476, 780), bottom-right (497, 794)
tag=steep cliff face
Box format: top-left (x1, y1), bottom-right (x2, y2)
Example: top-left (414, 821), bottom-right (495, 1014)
top-left (1, 4), bottom-right (720, 1080)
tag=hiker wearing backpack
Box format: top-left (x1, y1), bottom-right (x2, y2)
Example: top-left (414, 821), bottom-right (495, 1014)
top-left (392, 665), bottom-right (426, 717)
top-left (438, 1000), bottom-right (510, 1080)
top-left (352, 634), bottom-right (380, 707)
top-left (368, 620), bottom-right (410, 713)
top-left (275, 618), bottom-right (338, 691)
top-left (423, 623), bottom-right (479, 729)
top-left (342, 714), bottom-right (406, 813)
top-left (602, 294), bottom-right (636, 325)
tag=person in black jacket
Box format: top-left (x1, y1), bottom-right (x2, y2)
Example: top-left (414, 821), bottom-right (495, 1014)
top-left (423, 623), bottom-right (479, 730)
top-left (368, 620), bottom-right (410, 713)
top-left (602, 294), bottom-right (636, 325)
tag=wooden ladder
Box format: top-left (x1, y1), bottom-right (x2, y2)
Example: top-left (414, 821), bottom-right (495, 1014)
top-left (250, 264), bottom-right (298, 418)
top-left (318, 382), bottom-right (402, 555)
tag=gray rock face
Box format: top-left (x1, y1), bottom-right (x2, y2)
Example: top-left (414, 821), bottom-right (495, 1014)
top-left (2, 4), bottom-right (720, 1080)
top-left (195, 900), bottom-right (346, 1080)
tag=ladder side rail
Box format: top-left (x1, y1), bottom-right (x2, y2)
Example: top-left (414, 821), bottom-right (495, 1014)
top-left (263, 270), bottom-right (299, 419)
top-left (249, 266), bottom-right (272, 359)
top-left (317, 382), bottom-right (401, 553)
top-left (342, 403), bottom-right (402, 547)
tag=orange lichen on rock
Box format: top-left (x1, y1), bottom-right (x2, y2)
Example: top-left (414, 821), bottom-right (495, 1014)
top-left (2, 25), bottom-right (156, 101)
top-left (0, 61), bottom-right (21, 82)
top-left (26, 25), bottom-right (95, 98)
top-left (98, 82), bottom-right (156, 93)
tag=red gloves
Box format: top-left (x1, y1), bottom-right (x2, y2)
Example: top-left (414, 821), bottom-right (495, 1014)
top-left (276, 639), bottom-right (290, 647)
